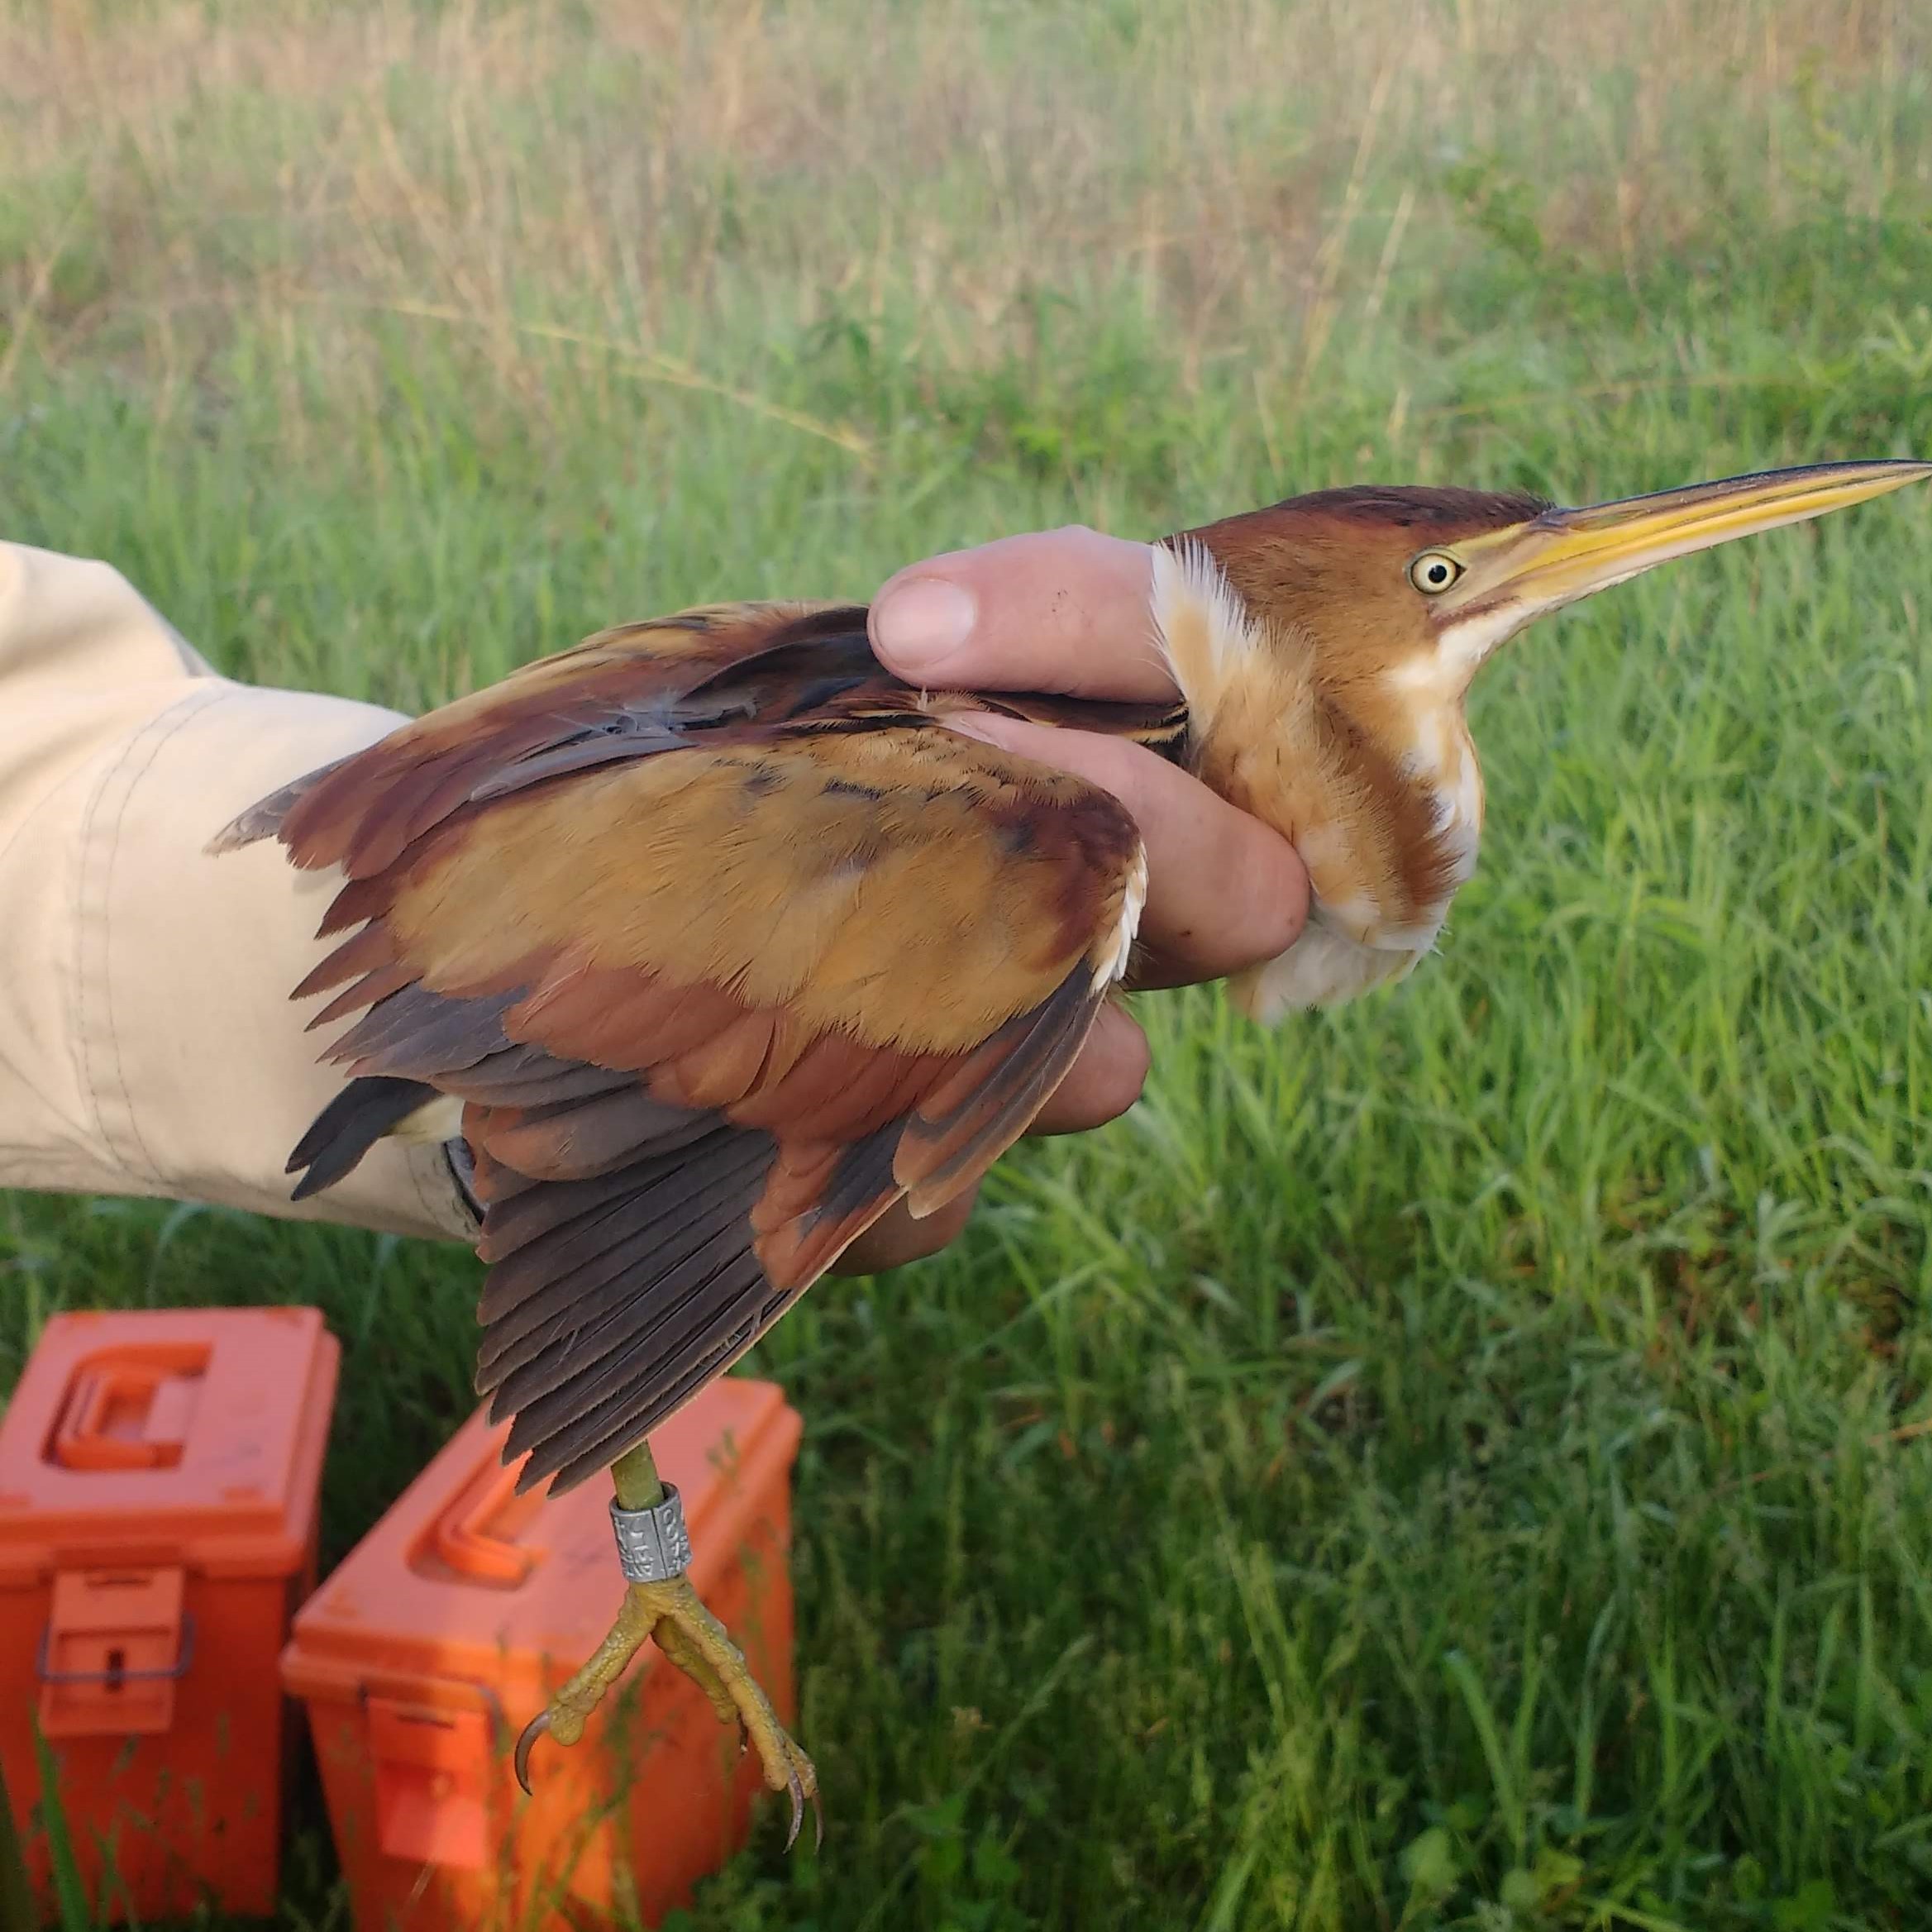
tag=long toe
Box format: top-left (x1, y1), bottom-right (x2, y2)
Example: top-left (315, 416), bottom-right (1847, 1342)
top-left (513, 1585), bottom-right (660, 1789)
top-left (636, 1574), bottom-right (821, 1846)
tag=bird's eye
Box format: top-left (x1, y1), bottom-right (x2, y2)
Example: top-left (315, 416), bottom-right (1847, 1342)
top-left (1408, 551), bottom-right (1464, 594)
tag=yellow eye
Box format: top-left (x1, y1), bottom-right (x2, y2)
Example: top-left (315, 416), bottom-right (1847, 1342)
top-left (1408, 551), bottom-right (1464, 594)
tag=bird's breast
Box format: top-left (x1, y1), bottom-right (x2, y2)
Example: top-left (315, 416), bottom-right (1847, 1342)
top-left (1226, 708), bottom-right (1486, 1021)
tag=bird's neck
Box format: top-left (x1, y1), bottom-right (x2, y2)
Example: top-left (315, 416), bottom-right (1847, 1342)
top-left (1151, 542), bottom-right (1482, 952)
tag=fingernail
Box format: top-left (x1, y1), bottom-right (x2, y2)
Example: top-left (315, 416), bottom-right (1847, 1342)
top-left (871, 577), bottom-right (976, 671)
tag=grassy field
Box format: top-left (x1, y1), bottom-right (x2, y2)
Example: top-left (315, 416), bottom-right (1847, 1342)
top-left (6, 0), bottom-right (1932, 1925)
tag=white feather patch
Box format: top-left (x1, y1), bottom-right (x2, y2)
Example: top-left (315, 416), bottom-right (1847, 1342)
top-left (1150, 538), bottom-right (1261, 730)
top-left (1433, 604), bottom-right (1528, 685)
top-left (1094, 847), bottom-right (1149, 988)
top-left (1421, 743), bottom-right (1484, 885)
top-left (1230, 926), bottom-right (1424, 1020)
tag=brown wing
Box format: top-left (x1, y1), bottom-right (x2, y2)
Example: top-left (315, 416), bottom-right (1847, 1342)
top-left (213, 599), bottom-right (1185, 875)
top-left (223, 602), bottom-right (1159, 1493)
top-left (212, 601), bottom-right (853, 875)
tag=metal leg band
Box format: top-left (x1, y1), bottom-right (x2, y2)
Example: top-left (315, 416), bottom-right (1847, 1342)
top-left (609, 1484), bottom-right (692, 1582)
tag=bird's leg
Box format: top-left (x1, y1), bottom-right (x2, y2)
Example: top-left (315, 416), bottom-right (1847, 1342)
top-left (513, 1441), bottom-right (820, 1847)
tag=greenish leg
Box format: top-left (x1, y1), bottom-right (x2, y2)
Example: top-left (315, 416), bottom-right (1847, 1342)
top-left (610, 1439), bottom-right (664, 1511)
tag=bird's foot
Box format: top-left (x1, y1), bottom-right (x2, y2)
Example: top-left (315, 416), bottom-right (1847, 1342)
top-left (648, 1576), bottom-right (820, 1847)
top-left (514, 1572), bottom-right (819, 1849)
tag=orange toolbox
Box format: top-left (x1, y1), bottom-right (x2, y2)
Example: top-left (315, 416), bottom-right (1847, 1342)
top-left (0, 1305), bottom-right (339, 1921)
top-left (280, 1376), bottom-right (803, 1931)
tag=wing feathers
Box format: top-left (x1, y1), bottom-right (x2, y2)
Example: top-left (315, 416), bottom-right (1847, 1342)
top-left (475, 1128), bottom-right (773, 1337)
top-left (899, 971), bottom-right (1103, 1211)
top-left (484, 1173), bottom-right (768, 1413)
top-left (308, 961), bottom-right (421, 1028)
top-left (503, 1234), bottom-right (763, 1482)
top-left (292, 920), bottom-right (396, 1002)
top-left (438, 1048), bottom-right (635, 1111)
top-left (325, 982), bottom-right (519, 1077)
top-left (465, 1086), bottom-right (708, 1181)
top-left (284, 1075), bottom-right (441, 1200)
top-left (244, 596), bottom-right (1152, 1491)
top-left (269, 603), bottom-right (837, 876)
top-left (206, 751), bottom-right (356, 856)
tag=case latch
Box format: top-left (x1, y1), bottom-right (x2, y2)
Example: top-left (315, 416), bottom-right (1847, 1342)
top-left (37, 1565), bottom-right (193, 1737)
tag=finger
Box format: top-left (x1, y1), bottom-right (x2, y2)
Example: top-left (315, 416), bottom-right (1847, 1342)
top-left (869, 527), bottom-right (1172, 701)
top-left (947, 713), bottom-right (1308, 984)
top-left (1029, 1000), bottom-right (1149, 1133)
top-left (829, 1006), bottom-right (1150, 1276)
top-left (833, 1189), bottom-right (978, 1274)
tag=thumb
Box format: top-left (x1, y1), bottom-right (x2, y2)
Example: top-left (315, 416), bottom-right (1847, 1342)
top-left (868, 526), bottom-right (1172, 702)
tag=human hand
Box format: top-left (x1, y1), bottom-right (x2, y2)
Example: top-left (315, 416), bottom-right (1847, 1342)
top-left (835, 526), bottom-right (1309, 1271)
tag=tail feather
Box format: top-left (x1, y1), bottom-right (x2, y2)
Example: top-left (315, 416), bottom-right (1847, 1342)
top-left (288, 1075), bottom-right (447, 1200)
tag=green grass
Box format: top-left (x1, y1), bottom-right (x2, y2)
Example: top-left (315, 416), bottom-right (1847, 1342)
top-left (4, 1), bottom-right (1932, 1925)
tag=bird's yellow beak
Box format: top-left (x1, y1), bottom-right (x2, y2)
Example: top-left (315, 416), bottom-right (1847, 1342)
top-left (1475, 458), bottom-right (1932, 613)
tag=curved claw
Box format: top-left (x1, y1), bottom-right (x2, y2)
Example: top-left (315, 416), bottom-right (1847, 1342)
top-left (513, 1709), bottom-right (551, 1796)
top-left (778, 1764), bottom-right (825, 1853)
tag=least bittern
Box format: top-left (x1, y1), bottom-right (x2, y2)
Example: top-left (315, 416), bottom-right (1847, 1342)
top-left (214, 456), bottom-right (1928, 1840)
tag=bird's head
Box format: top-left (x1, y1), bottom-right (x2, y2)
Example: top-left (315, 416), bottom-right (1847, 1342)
top-left (1157, 457), bottom-right (1929, 1017)
top-left (1180, 460), bottom-right (1932, 718)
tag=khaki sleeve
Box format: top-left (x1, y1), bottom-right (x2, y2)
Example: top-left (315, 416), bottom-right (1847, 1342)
top-left (0, 540), bottom-right (477, 1242)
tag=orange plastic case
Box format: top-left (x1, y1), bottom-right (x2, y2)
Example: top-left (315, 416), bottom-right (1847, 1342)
top-left (0, 1305), bottom-right (339, 1921)
top-left (281, 1377), bottom-right (802, 1931)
